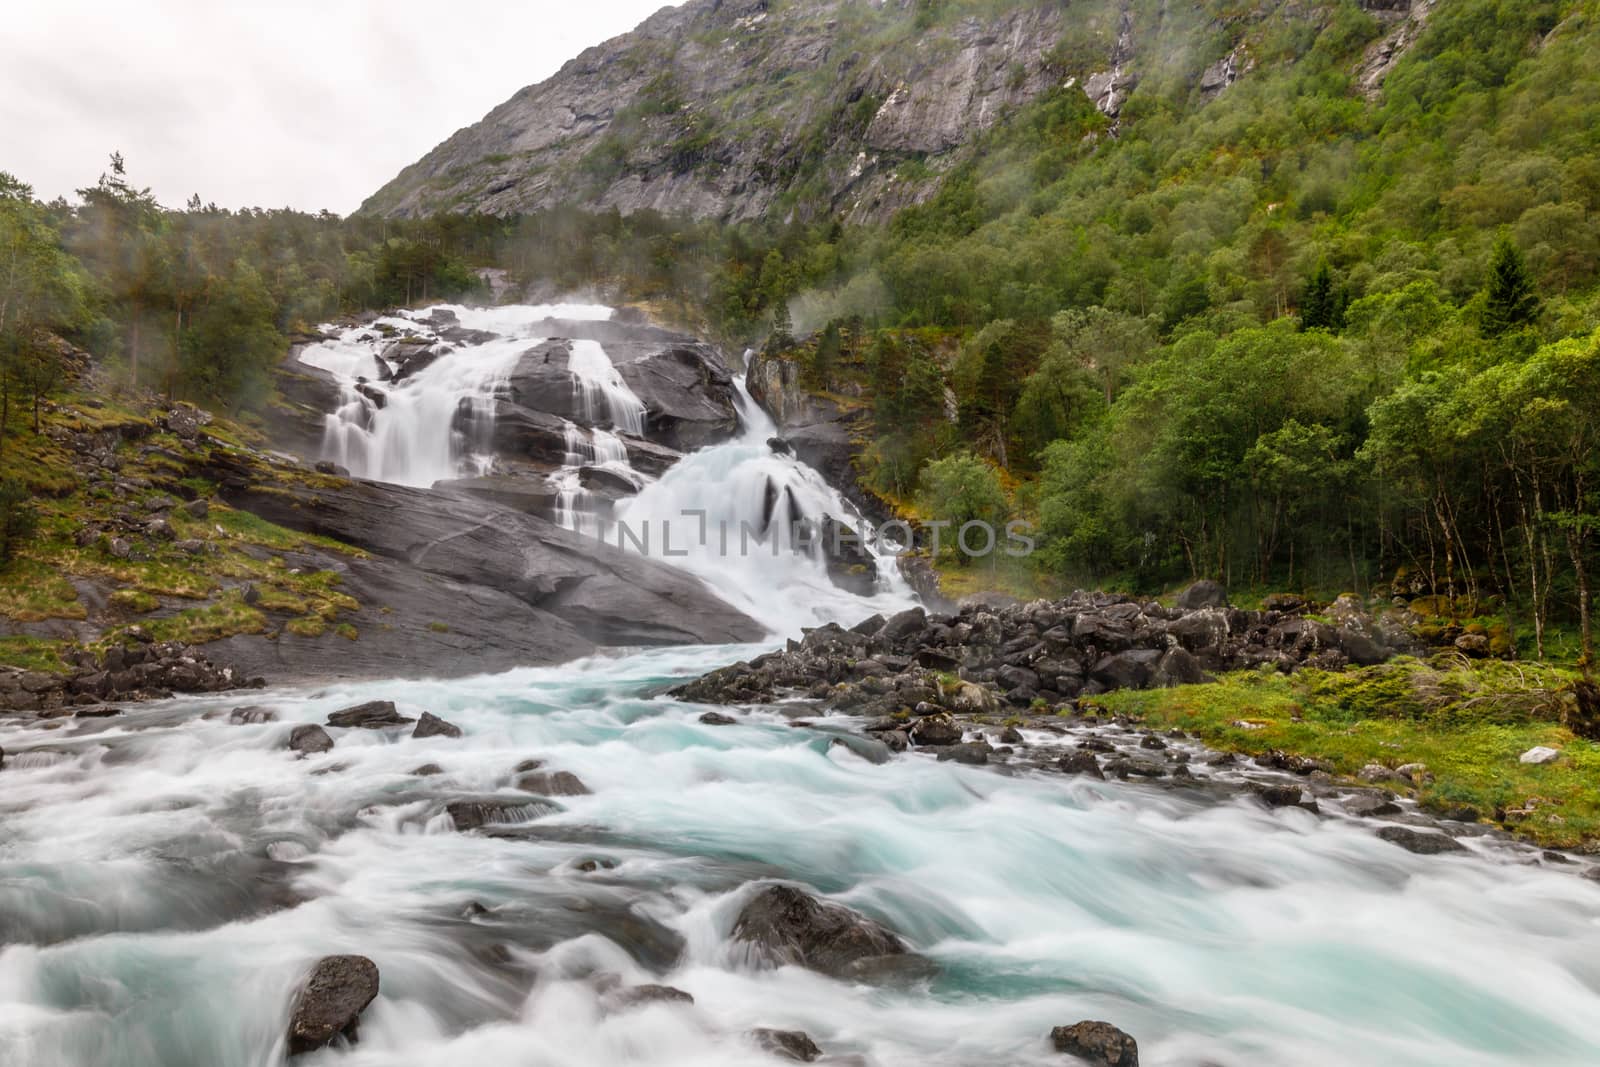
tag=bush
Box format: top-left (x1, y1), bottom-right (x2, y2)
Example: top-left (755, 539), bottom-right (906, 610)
top-left (0, 479), bottom-right (39, 565)
top-left (917, 452), bottom-right (1009, 562)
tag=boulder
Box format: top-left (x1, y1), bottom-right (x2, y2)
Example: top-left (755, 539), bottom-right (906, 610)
top-left (1344, 794), bottom-right (1401, 818)
top-left (412, 711), bottom-right (463, 739)
top-left (1376, 826), bottom-right (1466, 855)
top-left (1519, 745), bottom-right (1561, 765)
top-left (516, 770), bottom-right (591, 796)
top-left (1174, 580), bottom-right (1227, 610)
top-left (936, 741), bottom-right (992, 765)
top-left (750, 1028), bottom-right (823, 1062)
top-left (288, 724), bottom-right (334, 755)
top-left (699, 710), bottom-right (738, 725)
top-left (732, 884), bottom-right (912, 979)
top-left (1049, 1020), bottom-right (1139, 1065)
top-left (1057, 750), bottom-right (1104, 779)
top-left (286, 955), bottom-right (380, 1056)
top-left (908, 713), bottom-right (963, 747)
top-left (327, 700), bottom-right (413, 729)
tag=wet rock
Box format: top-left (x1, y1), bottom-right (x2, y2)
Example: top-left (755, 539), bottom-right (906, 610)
top-left (1344, 794), bottom-right (1401, 818)
top-left (516, 770), bottom-right (591, 796)
top-left (446, 799), bottom-right (553, 831)
top-left (1057, 750), bottom-right (1104, 779)
top-left (1376, 826), bottom-right (1467, 855)
top-left (229, 705), bottom-right (278, 724)
top-left (605, 984), bottom-right (694, 1011)
top-left (1050, 1020), bottom-right (1139, 1065)
top-left (908, 713), bottom-right (963, 747)
top-left (411, 763), bottom-right (444, 776)
top-left (286, 955), bottom-right (380, 1056)
top-left (288, 724), bottom-right (334, 755)
top-left (936, 741), bottom-right (992, 765)
top-left (829, 735), bottom-right (892, 764)
top-left (1254, 783), bottom-right (1318, 812)
top-left (327, 700), bottom-right (414, 729)
top-left (750, 1028), bottom-right (823, 1062)
top-left (699, 711), bottom-right (738, 725)
top-left (412, 711), bottom-right (463, 739)
top-left (1104, 757), bottom-right (1166, 779)
top-left (733, 884), bottom-right (912, 979)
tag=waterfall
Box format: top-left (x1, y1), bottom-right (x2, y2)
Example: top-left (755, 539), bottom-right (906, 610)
top-left (613, 375), bottom-right (916, 630)
top-left (301, 303), bottom-right (614, 488)
top-left (300, 304), bottom-right (913, 629)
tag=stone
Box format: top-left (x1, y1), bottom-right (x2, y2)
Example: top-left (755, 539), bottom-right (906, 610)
top-left (183, 498), bottom-right (209, 518)
top-left (908, 713), bottom-right (963, 747)
top-left (750, 1028), bottom-right (823, 1062)
top-left (732, 884), bottom-right (912, 980)
top-left (286, 955), bottom-right (379, 1056)
top-left (412, 711), bottom-right (463, 739)
top-left (935, 741), bottom-right (992, 765)
top-left (1376, 826), bottom-right (1467, 855)
top-left (1344, 794), bottom-right (1401, 818)
top-left (288, 724), bottom-right (334, 755)
top-left (1050, 1020), bottom-right (1139, 1065)
top-left (327, 700), bottom-right (413, 729)
top-left (1520, 745), bottom-right (1561, 765)
top-left (606, 984), bottom-right (694, 1011)
top-left (699, 711), bottom-right (738, 725)
top-left (1255, 783), bottom-right (1317, 812)
top-left (516, 770), bottom-right (591, 796)
top-left (1057, 750), bottom-right (1104, 779)
top-left (1174, 580), bottom-right (1227, 611)
top-left (411, 763), bottom-right (444, 776)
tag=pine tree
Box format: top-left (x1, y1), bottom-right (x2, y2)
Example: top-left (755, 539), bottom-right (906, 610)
top-left (1481, 235), bottom-right (1540, 337)
top-left (1300, 260), bottom-right (1344, 332)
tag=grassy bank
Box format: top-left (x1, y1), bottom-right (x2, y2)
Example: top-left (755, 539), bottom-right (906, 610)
top-left (0, 392), bottom-right (367, 672)
top-left (1097, 657), bottom-right (1599, 848)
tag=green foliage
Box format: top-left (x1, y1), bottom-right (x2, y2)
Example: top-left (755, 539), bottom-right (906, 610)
top-left (0, 478), bottom-right (39, 564)
top-left (917, 451), bottom-right (1009, 561)
top-left (1481, 235), bottom-right (1542, 337)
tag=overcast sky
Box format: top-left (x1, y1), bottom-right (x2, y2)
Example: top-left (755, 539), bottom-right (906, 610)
top-left (3, 0), bottom-right (682, 215)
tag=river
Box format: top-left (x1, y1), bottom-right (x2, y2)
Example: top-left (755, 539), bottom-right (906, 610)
top-left (3, 306), bottom-right (1599, 1066)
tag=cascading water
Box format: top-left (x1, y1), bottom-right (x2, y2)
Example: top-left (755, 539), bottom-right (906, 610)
top-left (612, 374), bottom-right (916, 630)
top-left (566, 339), bottom-right (646, 435)
top-left (302, 303), bottom-right (614, 487)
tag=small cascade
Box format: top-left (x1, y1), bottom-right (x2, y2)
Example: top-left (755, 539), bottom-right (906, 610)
top-left (567, 339), bottom-right (646, 434)
top-left (550, 421), bottom-right (647, 535)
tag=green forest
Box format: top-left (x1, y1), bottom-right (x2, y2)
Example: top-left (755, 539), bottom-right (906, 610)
top-left (3, 0), bottom-right (1598, 667)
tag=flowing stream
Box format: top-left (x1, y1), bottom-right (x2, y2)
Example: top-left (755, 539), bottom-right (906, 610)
top-left (3, 306), bottom-right (1599, 1065)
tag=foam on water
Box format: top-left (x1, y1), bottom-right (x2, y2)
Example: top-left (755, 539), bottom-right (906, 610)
top-left (3, 647), bottom-right (1600, 1066)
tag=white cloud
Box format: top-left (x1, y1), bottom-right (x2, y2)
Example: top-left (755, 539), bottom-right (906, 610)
top-left (1, 0), bottom-right (682, 214)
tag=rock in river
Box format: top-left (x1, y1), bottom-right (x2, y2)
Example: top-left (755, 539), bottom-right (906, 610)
top-left (412, 711), bottom-right (463, 739)
top-left (286, 954), bottom-right (380, 1055)
top-left (732, 884), bottom-right (914, 980)
top-left (1050, 1020), bottom-right (1139, 1065)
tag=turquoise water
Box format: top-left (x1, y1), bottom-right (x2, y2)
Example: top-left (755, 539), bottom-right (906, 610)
top-left (2, 644), bottom-right (1599, 1066)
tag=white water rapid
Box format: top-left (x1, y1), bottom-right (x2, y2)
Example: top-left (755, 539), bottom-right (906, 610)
top-left (3, 650), bottom-right (1600, 1066)
top-left (4, 305), bottom-right (1598, 1067)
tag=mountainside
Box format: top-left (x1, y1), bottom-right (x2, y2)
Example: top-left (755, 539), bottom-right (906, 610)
top-left (362, 0), bottom-right (1436, 223)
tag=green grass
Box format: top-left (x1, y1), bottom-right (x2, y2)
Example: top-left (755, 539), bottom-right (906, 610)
top-left (1097, 659), bottom-right (1600, 847)
top-left (0, 635), bottom-right (70, 674)
top-left (0, 394), bottom-right (368, 674)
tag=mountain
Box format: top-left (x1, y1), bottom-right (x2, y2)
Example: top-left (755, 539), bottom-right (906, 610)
top-left (361, 0), bottom-right (1438, 223)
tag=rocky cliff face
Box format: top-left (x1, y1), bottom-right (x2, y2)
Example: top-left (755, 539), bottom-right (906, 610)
top-left (364, 0), bottom-right (1073, 222)
top-left (365, 0), bottom-right (1420, 224)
